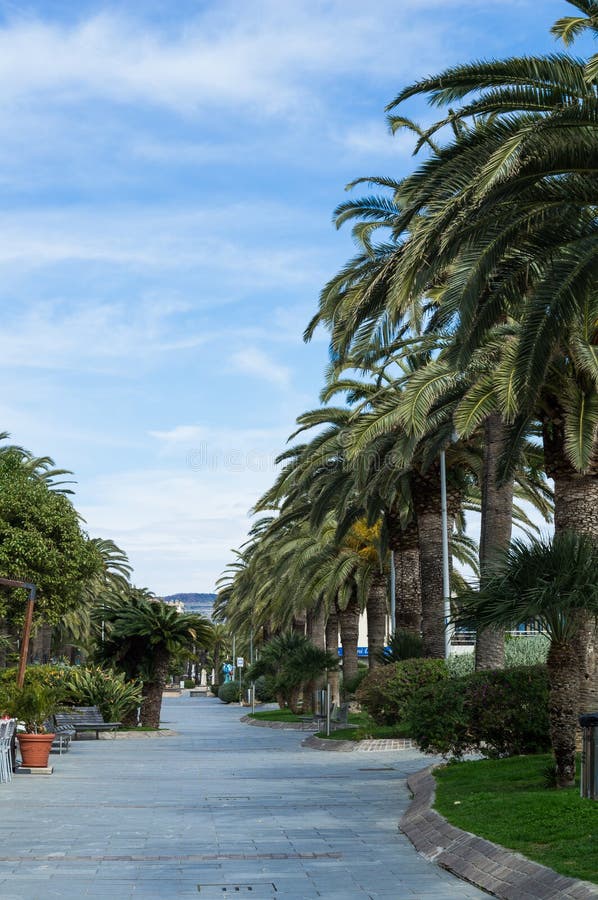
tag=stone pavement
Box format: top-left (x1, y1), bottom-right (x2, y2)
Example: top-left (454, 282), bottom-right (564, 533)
top-left (0, 696), bottom-right (486, 899)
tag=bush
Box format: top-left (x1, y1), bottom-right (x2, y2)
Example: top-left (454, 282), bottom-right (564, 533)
top-left (407, 664), bottom-right (550, 758)
top-left (342, 666), bottom-right (369, 697)
top-left (218, 681), bottom-right (241, 703)
top-left (378, 629), bottom-right (424, 664)
top-left (356, 658), bottom-right (448, 726)
top-left (0, 664), bottom-right (72, 698)
top-left (64, 666), bottom-right (143, 722)
top-left (254, 675), bottom-right (275, 703)
top-left (209, 682), bottom-right (219, 696)
top-left (446, 652), bottom-right (474, 677)
top-left (505, 634), bottom-right (549, 667)
top-left (184, 679), bottom-right (195, 689)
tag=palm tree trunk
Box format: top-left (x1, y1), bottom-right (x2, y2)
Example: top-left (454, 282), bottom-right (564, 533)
top-left (140, 653), bottom-right (169, 728)
top-left (547, 638), bottom-right (578, 788)
top-left (545, 415), bottom-right (598, 712)
top-left (366, 570), bottom-right (388, 670)
top-left (307, 602), bottom-right (326, 651)
top-left (413, 475), bottom-right (446, 658)
top-left (325, 609), bottom-right (340, 705)
top-left (476, 413), bottom-right (513, 671)
top-left (305, 602), bottom-right (326, 712)
top-left (338, 594), bottom-right (360, 684)
top-left (387, 513), bottom-right (422, 634)
top-left (292, 616), bottom-right (306, 636)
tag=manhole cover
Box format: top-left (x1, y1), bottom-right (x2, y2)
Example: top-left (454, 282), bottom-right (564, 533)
top-left (197, 885), bottom-right (277, 895)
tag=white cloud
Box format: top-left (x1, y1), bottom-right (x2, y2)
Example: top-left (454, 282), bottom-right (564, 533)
top-left (231, 347), bottom-right (291, 387)
top-left (78, 460), bottom-right (283, 593)
top-left (0, 296), bottom-right (208, 372)
top-left (0, 2), bottom-right (523, 118)
top-left (340, 121), bottom-right (417, 159)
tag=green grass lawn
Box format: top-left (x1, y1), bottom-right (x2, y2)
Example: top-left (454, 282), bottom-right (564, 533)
top-left (316, 711), bottom-right (412, 741)
top-left (248, 708), bottom-right (412, 741)
top-left (434, 755), bottom-right (597, 884)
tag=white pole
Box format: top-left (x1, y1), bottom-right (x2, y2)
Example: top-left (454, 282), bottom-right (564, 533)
top-left (440, 449), bottom-right (452, 659)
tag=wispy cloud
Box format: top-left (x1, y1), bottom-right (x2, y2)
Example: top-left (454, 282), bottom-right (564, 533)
top-left (0, 1), bottom-right (528, 119)
top-left (231, 347), bottom-right (291, 387)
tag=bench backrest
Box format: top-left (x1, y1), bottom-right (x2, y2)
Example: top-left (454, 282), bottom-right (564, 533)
top-left (56, 706), bottom-right (105, 726)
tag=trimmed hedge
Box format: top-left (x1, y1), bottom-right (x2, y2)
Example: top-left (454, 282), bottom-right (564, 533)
top-left (407, 664), bottom-right (550, 758)
top-left (356, 658), bottom-right (448, 726)
top-left (218, 681), bottom-right (241, 703)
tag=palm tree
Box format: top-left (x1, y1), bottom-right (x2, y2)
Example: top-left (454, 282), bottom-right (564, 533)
top-left (456, 532), bottom-right (598, 788)
top-left (246, 632), bottom-right (337, 713)
top-left (95, 590), bottom-right (213, 727)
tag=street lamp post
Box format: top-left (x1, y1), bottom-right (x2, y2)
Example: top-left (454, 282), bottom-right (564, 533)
top-left (439, 450), bottom-right (452, 659)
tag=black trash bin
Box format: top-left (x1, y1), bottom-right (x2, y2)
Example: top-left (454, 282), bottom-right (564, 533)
top-left (579, 712), bottom-right (598, 800)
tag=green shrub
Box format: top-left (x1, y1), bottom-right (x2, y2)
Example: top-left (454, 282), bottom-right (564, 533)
top-left (407, 664), bottom-right (550, 758)
top-left (65, 666), bottom-right (143, 722)
top-left (254, 675), bottom-right (275, 703)
top-left (356, 658), bottom-right (448, 726)
top-left (446, 652), bottom-right (474, 677)
top-left (378, 629), bottom-right (424, 664)
top-left (0, 664), bottom-right (72, 698)
top-left (342, 667), bottom-right (369, 697)
top-left (184, 679), bottom-right (195, 689)
top-left (505, 634), bottom-right (549, 667)
top-left (209, 682), bottom-right (219, 696)
top-left (218, 681), bottom-right (241, 703)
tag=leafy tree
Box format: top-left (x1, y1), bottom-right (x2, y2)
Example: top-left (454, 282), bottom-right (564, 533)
top-left (0, 450), bottom-right (101, 628)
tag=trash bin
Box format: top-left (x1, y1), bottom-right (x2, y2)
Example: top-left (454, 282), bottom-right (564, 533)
top-left (579, 713), bottom-right (598, 799)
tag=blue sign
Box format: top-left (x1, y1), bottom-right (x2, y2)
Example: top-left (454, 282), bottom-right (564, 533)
top-left (337, 647), bottom-right (371, 657)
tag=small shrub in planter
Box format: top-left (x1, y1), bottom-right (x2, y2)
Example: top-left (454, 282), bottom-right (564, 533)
top-left (184, 679), bottom-right (195, 689)
top-left (356, 658), bottom-right (448, 726)
top-left (218, 681), bottom-right (241, 703)
top-left (407, 664), bottom-right (550, 758)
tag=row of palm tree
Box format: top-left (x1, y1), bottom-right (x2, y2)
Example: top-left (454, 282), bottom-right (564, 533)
top-left (217, 1), bottom-right (598, 782)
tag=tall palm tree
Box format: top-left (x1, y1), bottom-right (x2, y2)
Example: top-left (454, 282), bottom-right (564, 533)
top-left (456, 532), bottom-right (598, 788)
top-left (95, 590), bottom-right (213, 727)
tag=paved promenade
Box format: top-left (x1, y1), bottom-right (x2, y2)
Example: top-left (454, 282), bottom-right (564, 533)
top-left (0, 696), bottom-right (486, 899)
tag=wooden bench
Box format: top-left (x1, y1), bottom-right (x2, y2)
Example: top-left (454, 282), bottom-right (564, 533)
top-left (55, 706), bottom-right (121, 740)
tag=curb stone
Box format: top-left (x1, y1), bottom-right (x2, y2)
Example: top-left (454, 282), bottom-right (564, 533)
top-left (401, 765), bottom-right (598, 900)
top-left (239, 714), bottom-right (318, 731)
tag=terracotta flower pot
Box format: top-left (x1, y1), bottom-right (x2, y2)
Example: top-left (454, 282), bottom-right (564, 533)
top-left (17, 733), bottom-right (55, 768)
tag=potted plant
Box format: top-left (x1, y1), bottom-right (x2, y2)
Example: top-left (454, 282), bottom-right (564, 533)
top-left (6, 683), bottom-right (60, 768)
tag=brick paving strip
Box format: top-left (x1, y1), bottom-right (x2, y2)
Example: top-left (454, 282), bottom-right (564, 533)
top-left (401, 766), bottom-right (598, 900)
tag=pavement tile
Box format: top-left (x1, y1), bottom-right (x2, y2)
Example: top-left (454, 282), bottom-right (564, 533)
top-left (0, 697), bottom-right (488, 899)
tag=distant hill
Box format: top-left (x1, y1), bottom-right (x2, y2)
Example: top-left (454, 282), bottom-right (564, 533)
top-left (164, 593), bottom-right (216, 620)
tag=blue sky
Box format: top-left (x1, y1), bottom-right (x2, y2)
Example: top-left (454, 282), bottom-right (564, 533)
top-left (0, 0), bottom-right (577, 592)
